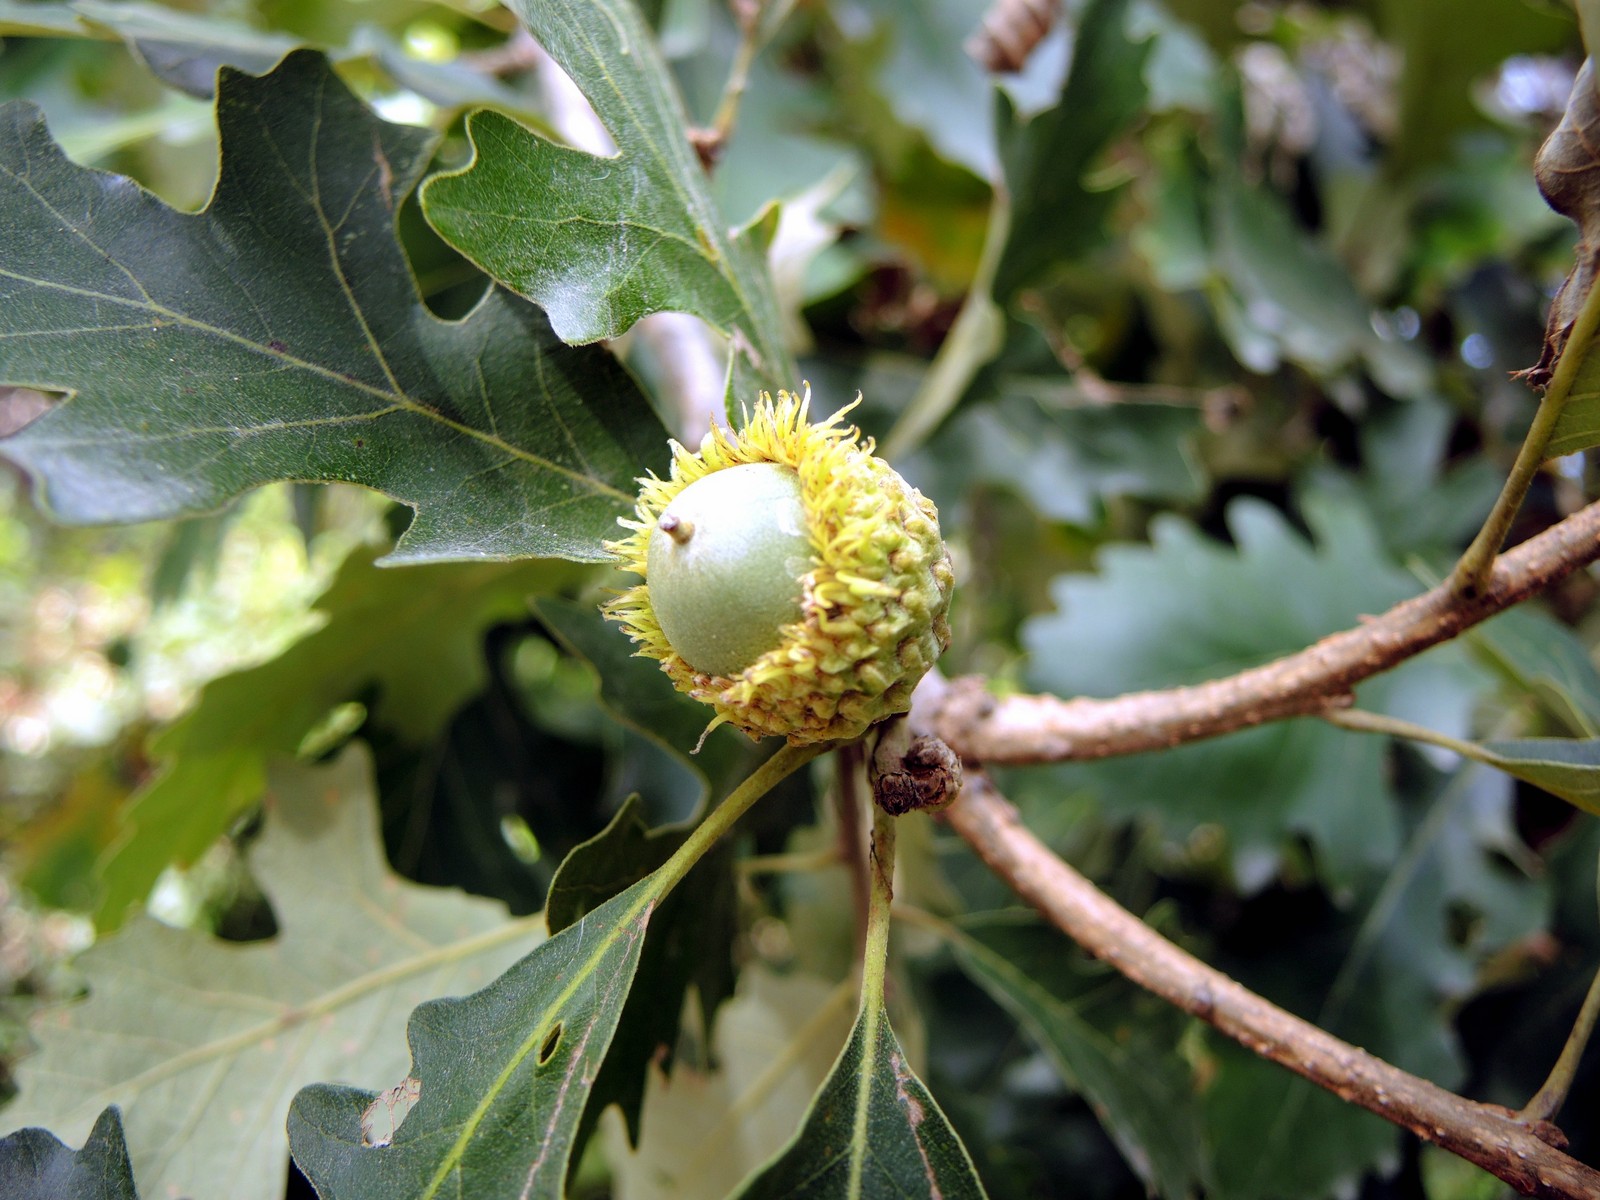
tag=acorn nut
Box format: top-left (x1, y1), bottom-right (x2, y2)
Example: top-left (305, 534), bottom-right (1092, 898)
top-left (604, 388), bottom-right (954, 745)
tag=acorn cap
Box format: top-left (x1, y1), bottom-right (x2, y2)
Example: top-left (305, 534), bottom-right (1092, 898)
top-left (604, 388), bottom-right (954, 745)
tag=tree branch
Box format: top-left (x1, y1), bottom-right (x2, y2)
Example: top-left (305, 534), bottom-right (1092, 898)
top-left (931, 499), bottom-right (1600, 765)
top-left (940, 771), bottom-right (1600, 1199)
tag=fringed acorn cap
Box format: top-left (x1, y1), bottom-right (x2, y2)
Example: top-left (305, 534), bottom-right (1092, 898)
top-left (604, 387), bottom-right (954, 745)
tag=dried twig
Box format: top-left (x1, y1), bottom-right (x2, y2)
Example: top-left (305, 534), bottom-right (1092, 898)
top-left (930, 499), bottom-right (1600, 765)
top-left (965, 0), bottom-right (1059, 74)
top-left (941, 772), bottom-right (1600, 1199)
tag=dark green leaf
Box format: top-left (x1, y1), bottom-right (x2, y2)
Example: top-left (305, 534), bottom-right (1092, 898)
top-left (1209, 168), bottom-right (1426, 395)
top-left (1305, 396), bottom-right (1501, 558)
top-left (421, 0), bottom-right (794, 400)
top-left (0, 1107), bottom-right (139, 1200)
top-left (548, 794), bottom-right (684, 934)
top-left (4, 748), bottom-right (534, 1200)
top-left (288, 873), bottom-right (658, 1200)
top-left (1546, 397), bottom-right (1600, 464)
top-left (733, 998), bottom-right (988, 1199)
top-left (1203, 1043), bottom-right (1398, 1200)
top-left (1470, 605), bottom-right (1600, 737)
top-left (943, 917), bottom-right (1205, 1199)
top-left (1201, 765), bottom-right (1545, 1200)
top-left (0, 50), bottom-right (669, 562)
top-left (1022, 496), bottom-right (1491, 887)
top-left (933, 387), bottom-right (1204, 524)
top-left (547, 794), bottom-right (738, 1146)
top-left (848, 0), bottom-right (998, 181)
top-left (1478, 737), bottom-right (1600, 815)
top-left (372, 638), bottom-right (610, 917)
top-left (95, 548), bottom-right (580, 928)
top-left (532, 595), bottom-right (756, 796)
top-left (994, 0), bottom-right (1152, 300)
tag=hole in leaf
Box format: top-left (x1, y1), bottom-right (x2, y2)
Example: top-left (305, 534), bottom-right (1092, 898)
top-left (1446, 899), bottom-right (1485, 950)
top-left (0, 387), bottom-right (63, 437)
top-left (538, 1022), bottom-right (563, 1065)
top-left (360, 1076), bottom-right (421, 1148)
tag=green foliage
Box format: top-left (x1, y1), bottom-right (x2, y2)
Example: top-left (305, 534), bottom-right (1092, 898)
top-left (4, 1), bottom-right (1600, 1198)
top-left (288, 872), bottom-right (654, 1199)
top-left (95, 547), bottom-right (579, 928)
top-left (942, 914), bottom-right (1207, 1200)
top-left (731, 995), bottom-right (987, 1200)
top-left (1477, 737), bottom-right (1600, 815)
top-left (0, 1107), bottom-right (138, 1200)
top-left (7, 748), bottom-right (537, 1200)
top-left (0, 51), bottom-right (668, 563)
top-left (421, 0), bottom-right (794, 401)
top-left (1023, 496), bottom-right (1488, 887)
top-left (993, 0), bottom-right (1152, 300)
top-left (545, 794), bottom-right (739, 1147)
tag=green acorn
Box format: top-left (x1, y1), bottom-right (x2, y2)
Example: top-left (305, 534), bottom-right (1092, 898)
top-left (604, 388), bottom-right (954, 744)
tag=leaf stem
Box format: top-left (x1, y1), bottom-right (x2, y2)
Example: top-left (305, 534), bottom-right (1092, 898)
top-left (881, 189), bottom-right (1011, 461)
top-left (846, 802), bottom-right (897, 1200)
top-left (837, 741), bottom-right (872, 960)
top-left (1321, 706), bottom-right (1501, 768)
top-left (1522, 953), bottom-right (1600, 1122)
top-left (1452, 261), bottom-right (1600, 594)
top-left (650, 740), bottom-right (833, 899)
top-left (709, 0), bottom-right (799, 149)
top-left (860, 803), bottom-right (897, 1012)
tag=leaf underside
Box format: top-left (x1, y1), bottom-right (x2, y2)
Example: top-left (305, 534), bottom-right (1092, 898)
top-left (94, 551), bottom-right (575, 929)
top-left (3, 747), bottom-right (534, 1200)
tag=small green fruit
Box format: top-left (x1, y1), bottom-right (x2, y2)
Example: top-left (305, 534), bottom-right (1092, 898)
top-left (605, 388), bottom-right (954, 745)
top-left (645, 462), bottom-right (812, 677)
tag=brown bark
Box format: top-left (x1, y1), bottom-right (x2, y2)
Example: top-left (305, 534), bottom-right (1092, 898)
top-left (942, 773), bottom-right (1600, 1199)
top-left (930, 499), bottom-right (1600, 765)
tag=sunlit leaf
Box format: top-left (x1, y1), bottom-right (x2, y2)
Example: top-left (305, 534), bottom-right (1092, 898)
top-left (3, 748), bottom-right (537, 1200)
top-left (94, 549), bottom-right (578, 929)
top-left (0, 50), bottom-right (668, 563)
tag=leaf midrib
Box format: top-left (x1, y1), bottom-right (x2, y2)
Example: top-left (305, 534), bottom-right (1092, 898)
top-left (419, 882), bottom-right (659, 1200)
top-left (36, 913), bottom-right (545, 1119)
top-left (0, 269), bottom-right (630, 503)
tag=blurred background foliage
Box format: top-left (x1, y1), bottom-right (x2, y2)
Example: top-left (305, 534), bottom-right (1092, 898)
top-left (3, 0), bottom-right (1600, 1197)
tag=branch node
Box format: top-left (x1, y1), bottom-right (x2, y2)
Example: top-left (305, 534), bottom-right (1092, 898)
top-left (870, 715), bottom-right (963, 815)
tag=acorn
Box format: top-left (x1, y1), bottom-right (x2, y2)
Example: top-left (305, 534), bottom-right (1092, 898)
top-left (604, 388), bottom-right (954, 744)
